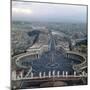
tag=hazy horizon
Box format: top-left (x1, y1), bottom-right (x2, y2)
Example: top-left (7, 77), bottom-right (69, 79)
top-left (12, 1), bottom-right (87, 23)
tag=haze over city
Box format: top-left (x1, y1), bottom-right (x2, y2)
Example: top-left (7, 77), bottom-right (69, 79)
top-left (12, 1), bottom-right (87, 23)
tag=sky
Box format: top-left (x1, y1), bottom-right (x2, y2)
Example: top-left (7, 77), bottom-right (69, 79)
top-left (12, 1), bottom-right (87, 23)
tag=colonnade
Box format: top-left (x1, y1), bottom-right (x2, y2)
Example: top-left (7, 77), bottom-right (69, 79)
top-left (65, 53), bottom-right (84, 62)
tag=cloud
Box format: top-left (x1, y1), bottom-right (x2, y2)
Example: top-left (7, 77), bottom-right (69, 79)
top-left (12, 7), bottom-right (32, 15)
